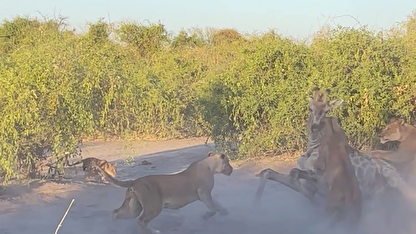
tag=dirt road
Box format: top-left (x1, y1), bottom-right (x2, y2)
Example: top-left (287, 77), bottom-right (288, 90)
top-left (0, 137), bottom-right (415, 234)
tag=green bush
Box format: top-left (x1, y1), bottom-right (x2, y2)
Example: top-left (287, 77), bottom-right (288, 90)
top-left (1, 12), bottom-right (416, 181)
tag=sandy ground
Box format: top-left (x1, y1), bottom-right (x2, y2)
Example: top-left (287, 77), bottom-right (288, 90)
top-left (1, 137), bottom-right (416, 234)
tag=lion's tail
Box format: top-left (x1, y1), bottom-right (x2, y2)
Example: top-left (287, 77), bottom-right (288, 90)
top-left (67, 159), bottom-right (83, 167)
top-left (94, 166), bottom-right (134, 188)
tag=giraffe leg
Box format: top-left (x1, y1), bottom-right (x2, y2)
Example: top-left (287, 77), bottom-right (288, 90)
top-left (254, 168), bottom-right (317, 204)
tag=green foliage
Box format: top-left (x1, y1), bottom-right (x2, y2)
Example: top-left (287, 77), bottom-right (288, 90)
top-left (171, 29), bottom-right (206, 48)
top-left (86, 19), bottom-right (110, 44)
top-left (210, 28), bottom-right (243, 45)
top-left (117, 21), bottom-right (168, 56)
top-left (1, 12), bottom-right (416, 181)
top-left (0, 16), bottom-right (90, 180)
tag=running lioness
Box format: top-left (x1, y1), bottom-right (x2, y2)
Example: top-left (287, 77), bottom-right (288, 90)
top-left (96, 152), bottom-right (233, 234)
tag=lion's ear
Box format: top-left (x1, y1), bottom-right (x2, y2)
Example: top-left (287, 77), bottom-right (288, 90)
top-left (208, 152), bottom-right (215, 157)
top-left (389, 118), bottom-right (398, 124)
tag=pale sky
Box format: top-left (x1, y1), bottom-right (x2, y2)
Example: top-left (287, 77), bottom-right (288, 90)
top-left (1, 0), bottom-right (416, 39)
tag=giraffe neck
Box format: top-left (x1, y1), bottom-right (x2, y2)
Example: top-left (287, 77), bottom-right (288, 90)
top-left (307, 114), bottom-right (323, 150)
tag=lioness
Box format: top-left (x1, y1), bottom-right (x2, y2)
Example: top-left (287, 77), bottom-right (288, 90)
top-left (96, 152), bottom-right (233, 234)
top-left (371, 118), bottom-right (416, 179)
top-left (68, 157), bottom-right (117, 183)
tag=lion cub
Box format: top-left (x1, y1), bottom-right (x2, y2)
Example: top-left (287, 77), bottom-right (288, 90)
top-left (69, 157), bottom-right (117, 183)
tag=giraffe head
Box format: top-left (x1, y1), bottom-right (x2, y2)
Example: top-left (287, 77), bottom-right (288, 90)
top-left (308, 87), bottom-right (344, 131)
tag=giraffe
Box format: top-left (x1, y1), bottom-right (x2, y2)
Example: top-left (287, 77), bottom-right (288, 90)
top-left (297, 114), bottom-right (362, 224)
top-left (255, 88), bottom-right (411, 207)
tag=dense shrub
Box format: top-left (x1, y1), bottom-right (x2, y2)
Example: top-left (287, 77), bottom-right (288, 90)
top-left (1, 11), bottom-right (416, 181)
